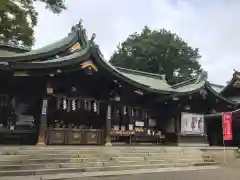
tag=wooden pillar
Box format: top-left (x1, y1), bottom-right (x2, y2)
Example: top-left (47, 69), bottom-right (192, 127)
top-left (37, 98), bottom-right (48, 145)
top-left (176, 114), bottom-right (181, 144)
top-left (105, 104), bottom-right (112, 146)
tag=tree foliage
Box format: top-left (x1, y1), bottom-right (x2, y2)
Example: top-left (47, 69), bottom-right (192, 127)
top-left (110, 26), bottom-right (202, 84)
top-left (0, 0), bottom-right (66, 47)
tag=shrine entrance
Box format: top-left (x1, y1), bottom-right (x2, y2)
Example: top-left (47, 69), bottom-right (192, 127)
top-left (45, 96), bottom-right (106, 145)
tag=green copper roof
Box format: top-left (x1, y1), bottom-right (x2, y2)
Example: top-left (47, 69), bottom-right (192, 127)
top-left (0, 32), bottom-right (77, 60)
top-left (116, 67), bottom-right (173, 92)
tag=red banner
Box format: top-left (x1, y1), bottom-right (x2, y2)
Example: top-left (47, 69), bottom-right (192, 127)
top-left (222, 112), bottom-right (233, 141)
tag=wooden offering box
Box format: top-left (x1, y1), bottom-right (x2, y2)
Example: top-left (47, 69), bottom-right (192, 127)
top-left (47, 128), bottom-right (66, 145)
top-left (67, 129), bottom-right (84, 144)
top-left (46, 128), bottom-right (104, 145)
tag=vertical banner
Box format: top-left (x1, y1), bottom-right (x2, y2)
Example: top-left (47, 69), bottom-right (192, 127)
top-left (222, 112), bottom-right (233, 141)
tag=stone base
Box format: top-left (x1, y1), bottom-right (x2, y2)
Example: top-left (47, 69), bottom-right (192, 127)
top-left (36, 136), bottom-right (46, 145)
top-left (178, 142), bottom-right (209, 147)
top-left (178, 134), bottom-right (209, 147)
top-left (105, 142), bottom-right (112, 146)
top-left (37, 143), bottom-right (45, 146)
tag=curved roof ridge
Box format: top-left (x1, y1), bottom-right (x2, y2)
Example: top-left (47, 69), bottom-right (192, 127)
top-left (171, 71), bottom-right (208, 89)
top-left (114, 66), bottom-right (166, 80)
top-left (0, 43), bottom-right (30, 52)
top-left (171, 77), bottom-right (198, 89)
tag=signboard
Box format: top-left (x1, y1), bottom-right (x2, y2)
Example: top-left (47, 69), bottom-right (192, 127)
top-left (41, 100), bottom-right (48, 115)
top-left (181, 113), bottom-right (204, 134)
top-left (222, 112), bottom-right (233, 141)
top-left (135, 121), bottom-right (144, 127)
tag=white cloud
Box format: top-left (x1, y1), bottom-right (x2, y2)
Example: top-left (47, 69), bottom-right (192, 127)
top-left (34, 0), bottom-right (240, 85)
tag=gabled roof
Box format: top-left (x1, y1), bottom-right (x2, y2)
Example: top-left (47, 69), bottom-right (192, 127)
top-left (0, 20), bottom-right (87, 62)
top-left (0, 20), bottom-right (214, 94)
top-left (1, 19), bottom-right (237, 103)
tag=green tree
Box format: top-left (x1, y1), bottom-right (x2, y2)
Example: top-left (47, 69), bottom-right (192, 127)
top-left (110, 26), bottom-right (202, 84)
top-left (0, 0), bottom-right (66, 47)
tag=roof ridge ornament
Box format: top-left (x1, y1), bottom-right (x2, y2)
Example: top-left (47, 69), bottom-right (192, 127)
top-left (197, 70), bottom-right (208, 83)
top-left (90, 33), bottom-right (96, 43)
top-left (71, 19), bottom-right (88, 47)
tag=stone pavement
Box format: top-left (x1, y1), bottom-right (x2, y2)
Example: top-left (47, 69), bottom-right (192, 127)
top-left (0, 166), bottom-right (220, 180)
top-left (76, 167), bottom-right (240, 180)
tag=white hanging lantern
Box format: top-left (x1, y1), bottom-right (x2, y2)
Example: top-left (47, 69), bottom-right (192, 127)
top-left (93, 101), bottom-right (97, 112)
top-left (63, 98), bottom-right (67, 110)
top-left (72, 99), bottom-right (76, 111)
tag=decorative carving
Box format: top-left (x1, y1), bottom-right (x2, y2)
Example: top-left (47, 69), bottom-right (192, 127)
top-left (184, 105), bottom-right (190, 110)
top-left (172, 96), bottom-right (179, 101)
top-left (69, 42), bottom-right (81, 53)
top-left (199, 89), bottom-right (207, 99)
top-left (80, 60), bottom-right (98, 73)
top-left (46, 84), bottom-right (53, 95)
top-left (14, 72), bottom-right (29, 76)
top-left (197, 71), bottom-right (208, 83)
top-left (233, 80), bottom-right (240, 88)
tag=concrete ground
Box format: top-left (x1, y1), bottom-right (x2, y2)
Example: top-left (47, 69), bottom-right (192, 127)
top-left (76, 167), bottom-right (240, 180)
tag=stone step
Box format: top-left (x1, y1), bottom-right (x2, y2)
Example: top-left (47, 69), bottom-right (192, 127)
top-left (0, 160), bottom-right (159, 171)
top-left (0, 150), bottom-right (203, 155)
top-left (0, 158), bottom-right (209, 171)
top-left (0, 150), bottom-right (101, 156)
top-left (0, 155), bottom-right (208, 165)
top-left (0, 161), bottom-right (217, 177)
top-left (0, 154), bottom-right (105, 159)
top-left (111, 156), bottom-right (145, 161)
top-left (0, 157), bottom-right (104, 165)
top-left (0, 147), bottom-right (202, 152)
top-left (0, 154), bottom-right (204, 162)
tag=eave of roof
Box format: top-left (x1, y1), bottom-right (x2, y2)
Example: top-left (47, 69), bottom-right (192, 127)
top-left (0, 20), bottom-right (88, 62)
top-left (8, 44), bottom-right (91, 70)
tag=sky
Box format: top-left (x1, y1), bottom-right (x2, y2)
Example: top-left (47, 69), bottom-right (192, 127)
top-left (34, 0), bottom-right (240, 86)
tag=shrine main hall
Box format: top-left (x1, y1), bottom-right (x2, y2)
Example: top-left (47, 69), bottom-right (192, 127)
top-left (0, 21), bottom-right (239, 147)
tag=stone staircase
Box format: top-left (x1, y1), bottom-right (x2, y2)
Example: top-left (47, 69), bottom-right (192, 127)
top-left (0, 146), bottom-right (216, 177)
